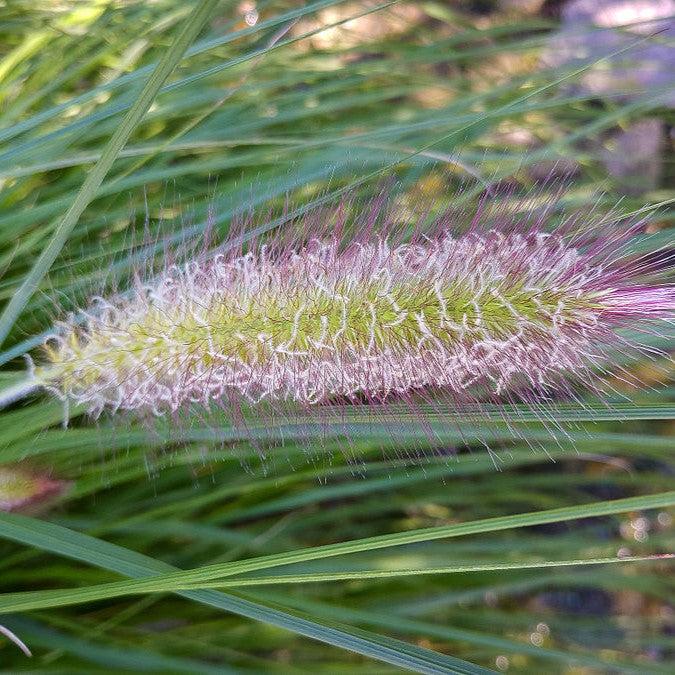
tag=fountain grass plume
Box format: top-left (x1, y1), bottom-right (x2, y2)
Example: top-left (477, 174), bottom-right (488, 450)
top-left (18, 185), bottom-right (675, 428)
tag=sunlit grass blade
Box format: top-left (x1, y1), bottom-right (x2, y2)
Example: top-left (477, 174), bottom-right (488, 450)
top-left (0, 490), bottom-right (673, 612)
top-left (182, 555), bottom-right (675, 587)
top-left (0, 0), bottom-right (222, 348)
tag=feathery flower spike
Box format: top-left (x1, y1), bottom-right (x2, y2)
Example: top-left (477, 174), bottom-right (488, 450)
top-left (30, 190), bottom-right (675, 423)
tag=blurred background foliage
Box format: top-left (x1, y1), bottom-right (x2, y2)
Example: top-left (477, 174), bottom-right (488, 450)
top-left (0, 0), bottom-right (673, 672)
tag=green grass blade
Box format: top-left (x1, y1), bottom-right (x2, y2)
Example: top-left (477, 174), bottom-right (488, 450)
top-left (0, 0), bottom-right (222, 348)
top-left (189, 555), bottom-right (675, 587)
top-left (0, 511), bottom-right (485, 674)
top-left (254, 590), bottom-right (661, 673)
top-left (0, 491), bottom-right (673, 612)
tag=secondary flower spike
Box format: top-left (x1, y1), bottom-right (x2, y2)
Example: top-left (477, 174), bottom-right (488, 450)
top-left (34, 195), bottom-right (674, 417)
top-left (0, 467), bottom-right (68, 512)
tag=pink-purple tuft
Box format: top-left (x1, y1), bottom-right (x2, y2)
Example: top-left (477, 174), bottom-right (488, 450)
top-left (35, 192), bottom-right (675, 422)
